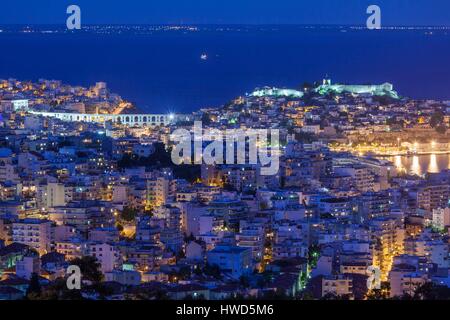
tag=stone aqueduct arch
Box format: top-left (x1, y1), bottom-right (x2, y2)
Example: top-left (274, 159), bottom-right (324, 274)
top-left (30, 112), bottom-right (172, 127)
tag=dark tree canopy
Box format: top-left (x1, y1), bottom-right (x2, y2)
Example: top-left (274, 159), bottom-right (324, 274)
top-left (70, 256), bottom-right (104, 283)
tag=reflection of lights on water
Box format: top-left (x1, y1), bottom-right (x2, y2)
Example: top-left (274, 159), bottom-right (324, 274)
top-left (391, 154), bottom-right (450, 175)
top-left (428, 154), bottom-right (439, 173)
top-left (394, 155), bottom-right (403, 170)
top-left (411, 156), bottom-right (421, 176)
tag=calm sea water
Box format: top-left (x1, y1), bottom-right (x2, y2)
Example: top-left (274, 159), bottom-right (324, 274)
top-left (1, 28), bottom-right (450, 113)
top-left (385, 154), bottom-right (450, 175)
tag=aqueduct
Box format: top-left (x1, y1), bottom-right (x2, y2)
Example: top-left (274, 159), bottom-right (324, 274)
top-left (29, 111), bottom-right (174, 127)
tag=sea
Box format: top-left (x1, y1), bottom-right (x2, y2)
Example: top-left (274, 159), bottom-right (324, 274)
top-left (1, 25), bottom-right (450, 114)
top-left (384, 154), bottom-right (450, 176)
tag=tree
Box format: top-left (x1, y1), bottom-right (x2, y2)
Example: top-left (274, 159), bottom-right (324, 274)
top-left (169, 266), bottom-right (191, 282)
top-left (201, 113), bottom-right (212, 125)
top-left (184, 233), bottom-right (195, 242)
top-left (239, 275), bottom-right (250, 288)
top-left (116, 144), bottom-right (200, 183)
top-left (366, 282), bottom-right (390, 300)
top-left (117, 143), bottom-right (172, 169)
top-left (321, 292), bottom-right (352, 300)
top-left (413, 282), bottom-right (450, 300)
top-left (298, 290), bottom-right (315, 300)
top-left (430, 111), bottom-right (444, 128)
top-left (28, 278), bottom-right (84, 300)
top-left (70, 256), bottom-right (104, 283)
top-left (120, 206), bottom-right (137, 222)
top-left (260, 290), bottom-right (290, 300)
top-left (308, 244), bottom-right (321, 268)
top-left (173, 165), bottom-right (201, 183)
top-left (202, 264), bottom-right (222, 280)
top-left (26, 273), bottom-right (42, 298)
top-left (256, 273), bottom-right (273, 289)
top-left (176, 249), bottom-right (186, 261)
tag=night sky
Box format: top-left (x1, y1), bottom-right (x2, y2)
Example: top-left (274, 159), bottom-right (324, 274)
top-left (0, 0), bottom-right (449, 26)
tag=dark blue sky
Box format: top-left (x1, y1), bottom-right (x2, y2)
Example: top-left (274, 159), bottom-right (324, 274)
top-left (1, 0), bottom-right (449, 25)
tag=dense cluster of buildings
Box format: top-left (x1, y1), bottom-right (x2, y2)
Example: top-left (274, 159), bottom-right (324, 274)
top-left (0, 78), bottom-right (449, 300)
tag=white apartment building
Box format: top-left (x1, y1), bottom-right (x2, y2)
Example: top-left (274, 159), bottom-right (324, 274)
top-left (432, 207), bottom-right (450, 230)
top-left (37, 182), bottom-right (67, 210)
top-left (146, 177), bottom-right (170, 209)
top-left (12, 219), bottom-right (53, 255)
top-left (88, 242), bottom-right (121, 274)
